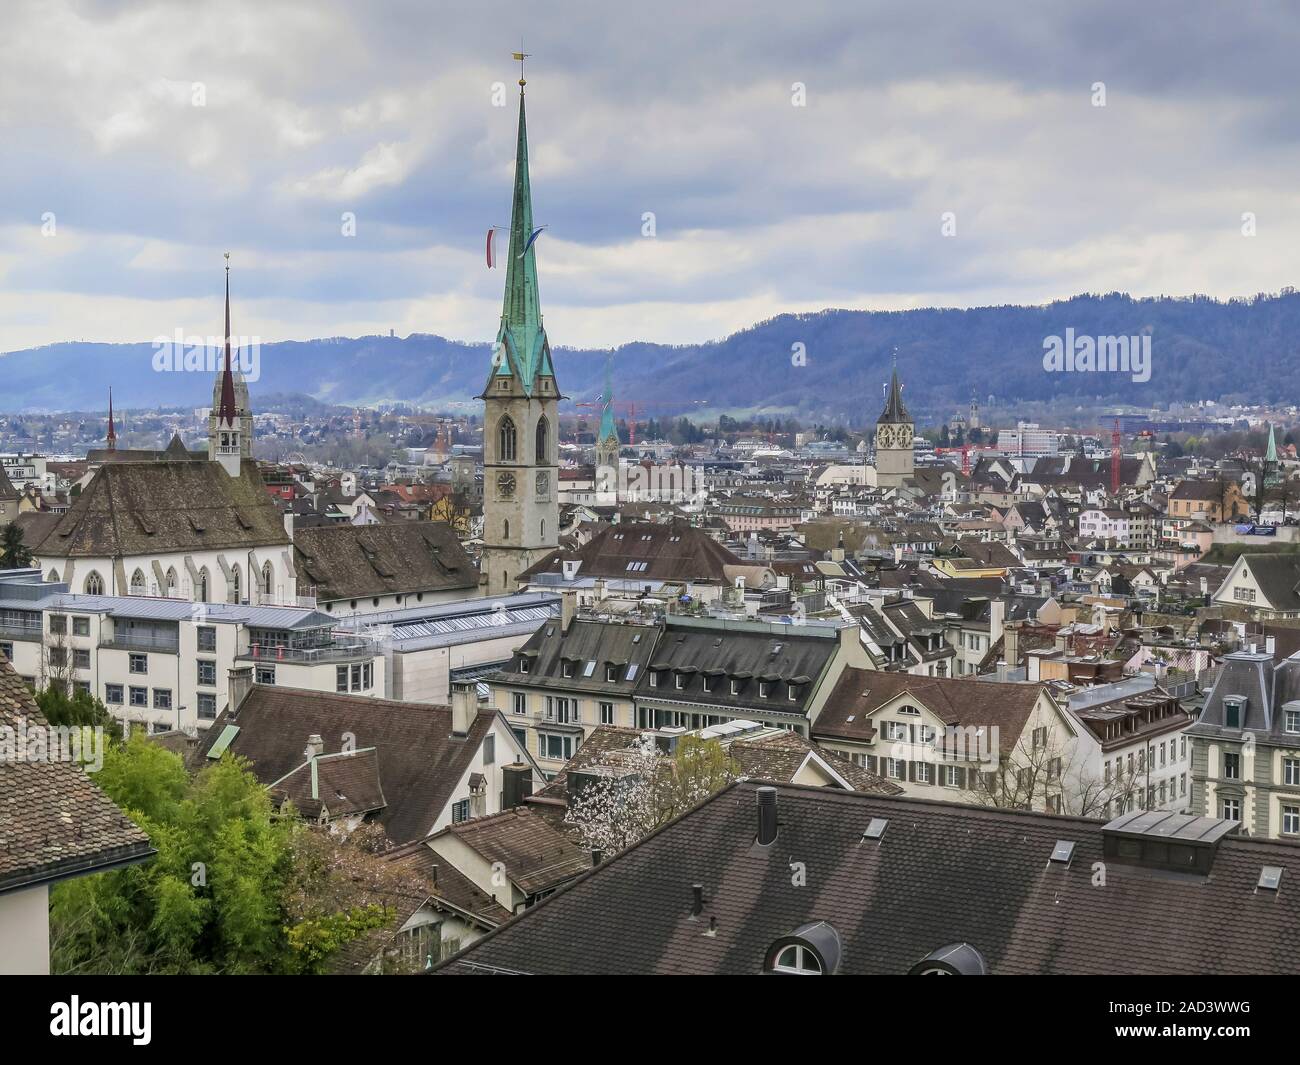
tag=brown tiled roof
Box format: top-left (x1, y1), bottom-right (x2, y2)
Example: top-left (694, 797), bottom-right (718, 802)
top-left (730, 730), bottom-right (901, 795)
top-left (196, 685), bottom-right (495, 844)
top-left (271, 748), bottom-right (387, 820)
top-left (293, 521), bottom-right (476, 602)
top-left (13, 511), bottom-right (60, 553)
top-left (437, 781), bottom-right (1300, 975)
top-left (385, 840), bottom-right (512, 926)
top-left (0, 658), bottom-right (153, 893)
top-left (435, 807), bottom-right (591, 896)
top-left (0, 465), bottom-right (18, 501)
top-left (41, 459), bottom-right (289, 557)
top-left (813, 666), bottom-right (1047, 756)
top-left (520, 521), bottom-right (742, 583)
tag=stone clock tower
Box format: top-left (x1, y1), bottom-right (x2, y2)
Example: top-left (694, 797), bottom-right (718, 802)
top-left (480, 66), bottom-right (560, 596)
top-left (874, 360), bottom-right (914, 489)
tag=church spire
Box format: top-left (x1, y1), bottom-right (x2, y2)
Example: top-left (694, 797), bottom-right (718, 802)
top-left (878, 350), bottom-right (910, 424)
top-left (488, 58), bottom-right (554, 395)
top-left (217, 253), bottom-right (238, 427)
top-left (106, 387), bottom-right (116, 451)
top-left (599, 355), bottom-right (617, 444)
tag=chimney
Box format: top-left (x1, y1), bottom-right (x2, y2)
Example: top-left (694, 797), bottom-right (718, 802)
top-left (227, 665), bottom-right (254, 716)
top-left (450, 680), bottom-right (476, 738)
top-left (755, 786), bottom-right (778, 846)
top-left (1003, 623), bottom-right (1020, 671)
top-left (305, 733), bottom-right (324, 760)
top-left (561, 588), bottom-right (577, 633)
top-left (501, 763), bottom-right (533, 808)
top-left (1266, 635), bottom-right (1276, 657)
top-left (1027, 651), bottom-right (1042, 684)
top-left (282, 509), bottom-right (294, 538)
top-left (988, 598), bottom-right (1006, 646)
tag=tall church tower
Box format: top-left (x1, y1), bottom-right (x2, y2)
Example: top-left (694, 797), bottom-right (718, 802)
top-left (209, 255), bottom-right (250, 477)
top-left (481, 60), bottom-right (560, 596)
top-left (594, 357), bottom-right (620, 472)
top-left (206, 253), bottom-right (252, 465)
top-left (874, 357), bottom-right (914, 489)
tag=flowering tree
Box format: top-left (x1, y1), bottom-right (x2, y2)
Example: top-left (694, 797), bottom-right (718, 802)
top-left (564, 734), bottom-right (738, 856)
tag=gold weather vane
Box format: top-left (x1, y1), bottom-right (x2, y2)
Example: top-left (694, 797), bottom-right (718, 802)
top-left (513, 46), bottom-right (530, 87)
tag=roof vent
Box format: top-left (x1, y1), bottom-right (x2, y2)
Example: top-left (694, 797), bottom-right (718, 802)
top-left (1102, 810), bottom-right (1239, 875)
top-left (1049, 840), bottom-right (1076, 864)
top-left (1258, 866), bottom-right (1284, 892)
top-left (755, 786), bottom-right (778, 846)
top-left (862, 818), bottom-right (888, 841)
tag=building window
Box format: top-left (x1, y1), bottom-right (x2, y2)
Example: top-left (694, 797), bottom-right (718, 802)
top-left (198, 660), bottom-right (217, 686)
top-left (262, 562), bottom-right (274, 597)
top-left (483, 734), bottom-right (495, 765)
top-left (498, 416), bottom-right (517, 462)
top-left (770, 944), bottom-right (821, 975)
top-left (197, 626), bottom-right (216, 652)
top-left (1286, 758), bottom-right (1300, 788)
top-left (1287, 710), bottom-right (1300, 734)
top-left (72, 616), bottom-right (89, 637)
top-left (153, 689), bottom-right (172, 710)
top-left (130, 569), bottom-right (146, 596)
top-left (105, 684), bottom-right (123, 705)
top-left (511, 726), bottom-right (527, 749)
top-left (600, 702), bottom-right (614, 725)
top-left (336, 665), bottom-right (349, 693)
top-left (885, 758), bottom-right (904, 780)
top-left (198, 568), bottom-right (210, 603)
top-left (49, 614), bottom-right (67, 635)
top-left (1223, 752), bottom-right (1240, 780)
top-left (70, 648), bottom-right (90, 670)
top-left (512, 692), bottom-right (526, 715)
top-left (0, 642), bottom-right (12, 662)
top-left (605, 664), bottom-right (617, 682)
top-left (942, 765), bottom-right (960, 787)
top-left (230, 565), bottom-right (241, 604)
top-left (535, 415), bottom-right (549, 464)
top-left (916, 762), bottom-right (934, 785)
top-left (129, 653), bottom-right (147, 674)
top-left (540, 733), bottom-right (574, 761)
top-left (84, 572), bottom-right (104, 596)
top-left (256, 665), bottom-right (276, 685)
top-left (1284, 806), bottom-right (1300, 836)
top-left (452, 799), bottom-right (470, 824)
top-left (129, 686), bottom-right (148, 707)
top-left (198, 693), bottom-right (217, 720)
top-left (166, 567), bottom-right (178, 595)
top-left (1220, 797), bottom-right (1241, 821)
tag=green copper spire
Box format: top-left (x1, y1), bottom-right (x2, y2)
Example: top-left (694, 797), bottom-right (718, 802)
top-left (1266, 422), bottom-right (1279, 464)
top-left (491, 76), bottom-right (554, 394)
top-left (598, 356), bottom-right (617, 443)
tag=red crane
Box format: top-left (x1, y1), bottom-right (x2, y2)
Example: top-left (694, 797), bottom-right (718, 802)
top-left (1111, 419), bottom-right (1122, 495)
top-left (571, 399), bottom-right (682, 445)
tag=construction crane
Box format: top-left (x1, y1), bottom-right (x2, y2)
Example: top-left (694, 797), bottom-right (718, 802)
top-left (570, 399), bottom-right (686, 445)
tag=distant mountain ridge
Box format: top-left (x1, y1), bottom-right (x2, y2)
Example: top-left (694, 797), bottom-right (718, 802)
top-left (3, 291), bottom-right (1297, 418)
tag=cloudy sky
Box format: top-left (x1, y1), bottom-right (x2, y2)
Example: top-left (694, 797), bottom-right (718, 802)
top-left (3, 0), bottom-right (1299, 354)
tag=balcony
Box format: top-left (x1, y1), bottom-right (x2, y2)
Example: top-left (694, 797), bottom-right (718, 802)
top-left (101, 632), bottom-right (180, 653)
top-left (0, 619), bottom-right (44, 641)
top-left (238, 640), bottom-right (375, 664)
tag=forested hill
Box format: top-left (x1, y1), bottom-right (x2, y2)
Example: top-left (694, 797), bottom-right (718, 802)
top-left (3, 290), bottom-right (1296, 418)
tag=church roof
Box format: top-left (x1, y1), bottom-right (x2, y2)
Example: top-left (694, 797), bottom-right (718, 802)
top-left (40, 459), bottom-right (290, 558)
top-left (292, 521), bottom-right (478, 603)
top-left (877, 366), bottom-right (910, 424)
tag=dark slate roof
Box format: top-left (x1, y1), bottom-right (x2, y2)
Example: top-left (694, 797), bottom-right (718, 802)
top-left (0, 465), bottom-right (17, 502)
top-left (519, 521), bottom-right (743, 583)
top-left (638, 618), bottom-right (841, 719)
top-left (293, 521), bottom-right (477, 602)
top-left (41, 459), bottom-right (289, 557)
top-left (1191, 650), bottom-right (1300, 744)
top-left (0, 657), bottom-right (154, 894)
top-left (13, 511), bottom-right (60, 553)
top-left (877, 368), bottom-right (910, 425)
top-left (436, 780), bottom-right (1300, 975)
top-left (813, 667), bottom-right (1047, 756)
top-left (495, 619), bottom-right (660, 697)
top-left (1235, 554), bottom-right (1300, 612)
top-left (728, 730), bottom-right (900, 794)
top-left (431, 807), bottom-right (592, 896)
top-left (196, 685), bottom-right (495, 844)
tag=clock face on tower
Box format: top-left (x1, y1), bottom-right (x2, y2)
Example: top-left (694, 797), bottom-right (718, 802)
top-left (535, 470), bottom-right (549, 497)
top-left (496, 471), bottom-right (516, 498)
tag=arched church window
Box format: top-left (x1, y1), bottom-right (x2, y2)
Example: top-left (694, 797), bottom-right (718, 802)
top-left (166, 567), bottom-right (178, 596)
top-left (84, 572), bottom-right (103, 596)
top-left (231, 564), bottom-right (241, 604)
top-left (198, 567), bottom-right (210, 603)
top-left (535, 416), bottom-right (549, 463)
top-left (262, 561), bottom-right (273, 596)
top-left (129, 569), bottom-right (146, 595)
top-left (499, 416), bottom-right (517, 462)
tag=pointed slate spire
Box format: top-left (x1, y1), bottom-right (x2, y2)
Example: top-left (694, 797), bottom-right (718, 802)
top-left (878, 351), bottom-right (910, 424)
top-left (490, 65), bottom-right (554, 394)
top-left (217, 254), bottom-right (238, 427)
top-left (106, 387), bottom-right (116, 451)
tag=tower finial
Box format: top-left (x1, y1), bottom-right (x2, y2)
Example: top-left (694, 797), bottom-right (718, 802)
top-left (106, 387), bottom-right (116, 451)
top-left (217, 253), bottom-right (238, 427)
top-left (512, 46), bottom-right (530, 89)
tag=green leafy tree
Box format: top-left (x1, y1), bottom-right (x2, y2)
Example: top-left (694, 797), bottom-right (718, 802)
top-left (0, 523), bottom-right (31, 569)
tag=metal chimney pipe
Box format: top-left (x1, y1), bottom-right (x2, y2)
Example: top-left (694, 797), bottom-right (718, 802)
top-left (756, 786), bottom-right (778, 845)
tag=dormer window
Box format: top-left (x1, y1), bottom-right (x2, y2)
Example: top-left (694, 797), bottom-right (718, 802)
top-left (759, 682), bottom-right (769, 698)
top-left (731, 679), bottom-right (740, 695)
top-left (605, 664), bottom-right (617, 682)
top-left (788, 683), bottom-right (798, 701)
top-left (1287, 709), bottom-right (1300, 734)
top-left (1224, 695), bottom-right (1245, 729)
top-left (519, 657), bottom-right (530, 674)
top-left (649, 672), bottom-right (658, 688)
top-left (675, 673), bottom-right (685, 690)
top-left (771, 944), bottom-right (821, 974)
top-left (562, 660), bottom-right (574, 679)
